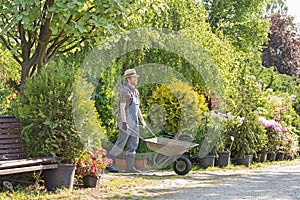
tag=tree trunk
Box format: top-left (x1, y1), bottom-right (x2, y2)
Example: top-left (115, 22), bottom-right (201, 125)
top-left (20, 62), bottom-right (31, 91)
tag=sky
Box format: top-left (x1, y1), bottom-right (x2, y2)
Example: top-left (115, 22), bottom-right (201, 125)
top-left (286, 0), bottom-right (300, 24)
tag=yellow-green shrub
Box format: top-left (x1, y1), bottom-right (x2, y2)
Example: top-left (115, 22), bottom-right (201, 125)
top-left (148, 81), bottom-right (208, 139)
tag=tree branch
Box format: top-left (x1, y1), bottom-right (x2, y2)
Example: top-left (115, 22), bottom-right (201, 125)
top-left (0, 35), bottom-right (22, 64)
top-left (46, 36), bottom-right (71, 60)
top-left (0, 35), bottom-right (12, 51)
top-left (58, 37), bottom-right (86, 54)
top-left (48, 14), bottom-right (73, 51)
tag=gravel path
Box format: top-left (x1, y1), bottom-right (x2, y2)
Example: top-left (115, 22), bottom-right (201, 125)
top-left (106, 159), bottom-right (300, 200)
top-left (156, 162), bottom-right (300, 200)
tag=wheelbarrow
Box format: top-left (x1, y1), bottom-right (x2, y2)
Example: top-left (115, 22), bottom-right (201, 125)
top-left (128, 126), bottom-right (198, 175)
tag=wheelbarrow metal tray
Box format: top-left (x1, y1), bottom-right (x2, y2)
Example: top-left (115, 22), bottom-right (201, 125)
top-left (145, 137), bottom-right (198, 156)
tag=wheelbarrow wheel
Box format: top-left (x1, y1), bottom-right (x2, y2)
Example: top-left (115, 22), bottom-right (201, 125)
top-left (173, 157), bottom-right (191, 175)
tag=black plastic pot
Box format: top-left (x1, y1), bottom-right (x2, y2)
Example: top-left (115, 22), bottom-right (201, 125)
top-left (259, 152), bottom-right (267, 163)
top-left (43, 163), bottom-right (76, 191)
top-left (276, 153), bottom-right (285, 161)
top-left (235, 155), bottom-right (253, 167)
top-left (253, 153), bottom-right (262, 162)
top-left (267, 153), bottom-right (276, 162)
top-left (199, 155), bottom-right (215, 169)
top-left (83, 175), bottom-right (98, 188)
top-left (216, 151), bottom-right (230, 168)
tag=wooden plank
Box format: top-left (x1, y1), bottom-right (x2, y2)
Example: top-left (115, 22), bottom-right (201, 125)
top-left (0, 129), bottom-right (21, 134)
top-left (0, 157), bottom-right (56, 169)
top-left (0, 134), bottom-right (22, 139)
top-left (0, 153), bottom-right (27, 160)
top-left (0, 148), bottom-right (25, 154)
top-left (0, 123), bottom-right (21, 129)
top-left (0, 139), bottom-right (24, 144)
top-left (0, 143), bottom-right (24, 149)
top-left (0, 164), bottom-right (58, 175)
top-left (0, 116), bottom-right (17, 119)
top-left (0, 118), bottom-right (19, 123)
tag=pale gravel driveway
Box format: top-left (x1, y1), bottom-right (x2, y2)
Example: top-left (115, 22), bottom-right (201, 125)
top-left (154, 161), bottom-right (300, 200)
top-left (109, 159), bottom-right (300, 200)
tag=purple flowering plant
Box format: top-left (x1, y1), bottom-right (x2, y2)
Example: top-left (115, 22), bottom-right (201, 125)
top-left (258, 117), bottom-right (286, 153)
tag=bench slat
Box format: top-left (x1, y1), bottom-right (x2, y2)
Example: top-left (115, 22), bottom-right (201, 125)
top-left (0, 134), bottom-right (22, 139)
top-left (0, 157), bottom-right (56, 169)
top-left (0, 148), bottom-right (25, 154)
top-left (0, 139), bottom-right (24, 144)
top-left (0, 129), bottom-right (21, 134)
top-left (0, 153), bottom-right (27, 160)
top-left (0, 143), bottom-right (24, 149)
top-left (0, 123), bottom-right (21, 129)
top-left (0, 118), bottom-right (20, 123)
top-left (0, 164), bottom-right (58, 175)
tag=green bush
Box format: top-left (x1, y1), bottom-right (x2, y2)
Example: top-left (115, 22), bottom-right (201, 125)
top-left (16, 63), bottom-right (84, 163)
top-left (228, 72), bottom-right (268, 160)
top-left (148, 81), bottom-right (208, 139)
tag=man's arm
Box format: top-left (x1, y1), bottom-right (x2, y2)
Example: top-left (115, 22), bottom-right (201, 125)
top-left (137, 108), bottom-right (144, 122)
top-left (120, 102), bottom-right (127, 122)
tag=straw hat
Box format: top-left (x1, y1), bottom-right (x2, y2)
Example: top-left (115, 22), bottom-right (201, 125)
top-left (123, 69), bottom-right (139, 79)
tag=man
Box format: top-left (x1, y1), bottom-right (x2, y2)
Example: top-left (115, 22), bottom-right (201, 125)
top-left (108, 68), bottom-right (146, 173)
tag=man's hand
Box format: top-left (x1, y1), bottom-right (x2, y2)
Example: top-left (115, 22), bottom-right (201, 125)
top-left (122, 122), bottom-right (128, 131)
top-left (141, 120), bottom-right (146, 129)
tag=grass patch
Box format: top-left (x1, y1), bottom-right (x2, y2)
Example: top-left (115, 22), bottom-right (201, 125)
top-left (109, 193), bottom-right (121, 199)
top-left (138, 190), bottom-right (147, 194)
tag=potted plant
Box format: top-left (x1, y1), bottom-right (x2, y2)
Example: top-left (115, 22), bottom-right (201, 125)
top-left (16, 64), bottom-right (100, 190)
top-left (75, 149), bottom-right (112, 188)
top-left (216, 135), bottom-right (234, 168)
top-left (198, 124), bottom-right (221, 169)
top-left (258, 117), bottom-right (285, 162)
top-left (229, 113), bottom-right (267, 167)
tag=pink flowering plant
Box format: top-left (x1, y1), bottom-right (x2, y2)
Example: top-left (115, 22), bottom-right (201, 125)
top-left (75, 149), bottom-right (112, 178)
top-left (258, 117), bottom-right (286, 153)
top-left (257, 116), bottom-right (300, 155)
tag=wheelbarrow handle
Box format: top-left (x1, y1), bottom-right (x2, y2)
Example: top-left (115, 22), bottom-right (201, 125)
top-left (127, 126), bottom-right (157, 140)
top-left (127, 128), bottom-right (145, 140)
top-left (145, 125), bottom-right (157, 138)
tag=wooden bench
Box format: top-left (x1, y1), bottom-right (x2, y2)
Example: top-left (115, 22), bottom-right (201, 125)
top-left (0, 116), bottom-right (58, 186)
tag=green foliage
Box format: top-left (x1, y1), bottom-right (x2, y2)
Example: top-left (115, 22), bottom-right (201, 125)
top-left (265, 0), bottom-right (288, 16)
top-left (0, 85), bottom-right (17, 115)
top-left (202, 0), bottom-right (270, 53)
top-left (16, 63), bottom-right (83, 163)
top-left (227, 67), bottom-right (268, 160)
top-left (73, 72), bottom-right (104, 150)
top-left (0, 0), bottom-right (130, 88)
top-left (230, 113), bottom-right (267, 159)
top-left (148, 81), bottom-right (208, 138)
top-left (0, 45), bottom-right (20, 114)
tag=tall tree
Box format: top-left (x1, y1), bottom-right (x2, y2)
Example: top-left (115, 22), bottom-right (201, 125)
top-left (0, 0), bottom-right (129, 90)
top-left (266, 0), bottom-right (287, 16)
top-left (262, 13), bottom-right (300, 77)
top-left (202, 0), bottom-right (269, 53)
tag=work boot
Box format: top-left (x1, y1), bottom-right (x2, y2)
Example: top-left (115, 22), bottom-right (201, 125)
top-left (106, 165), bottom-right (118, 173)
top-left (126, 154), bottom-right (141, 173)
top-left (106, 152), bottom-right (118, 173)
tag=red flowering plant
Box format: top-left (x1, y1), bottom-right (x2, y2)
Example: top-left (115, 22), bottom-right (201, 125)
top-left (75, 149), bottom-right (112, 178)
